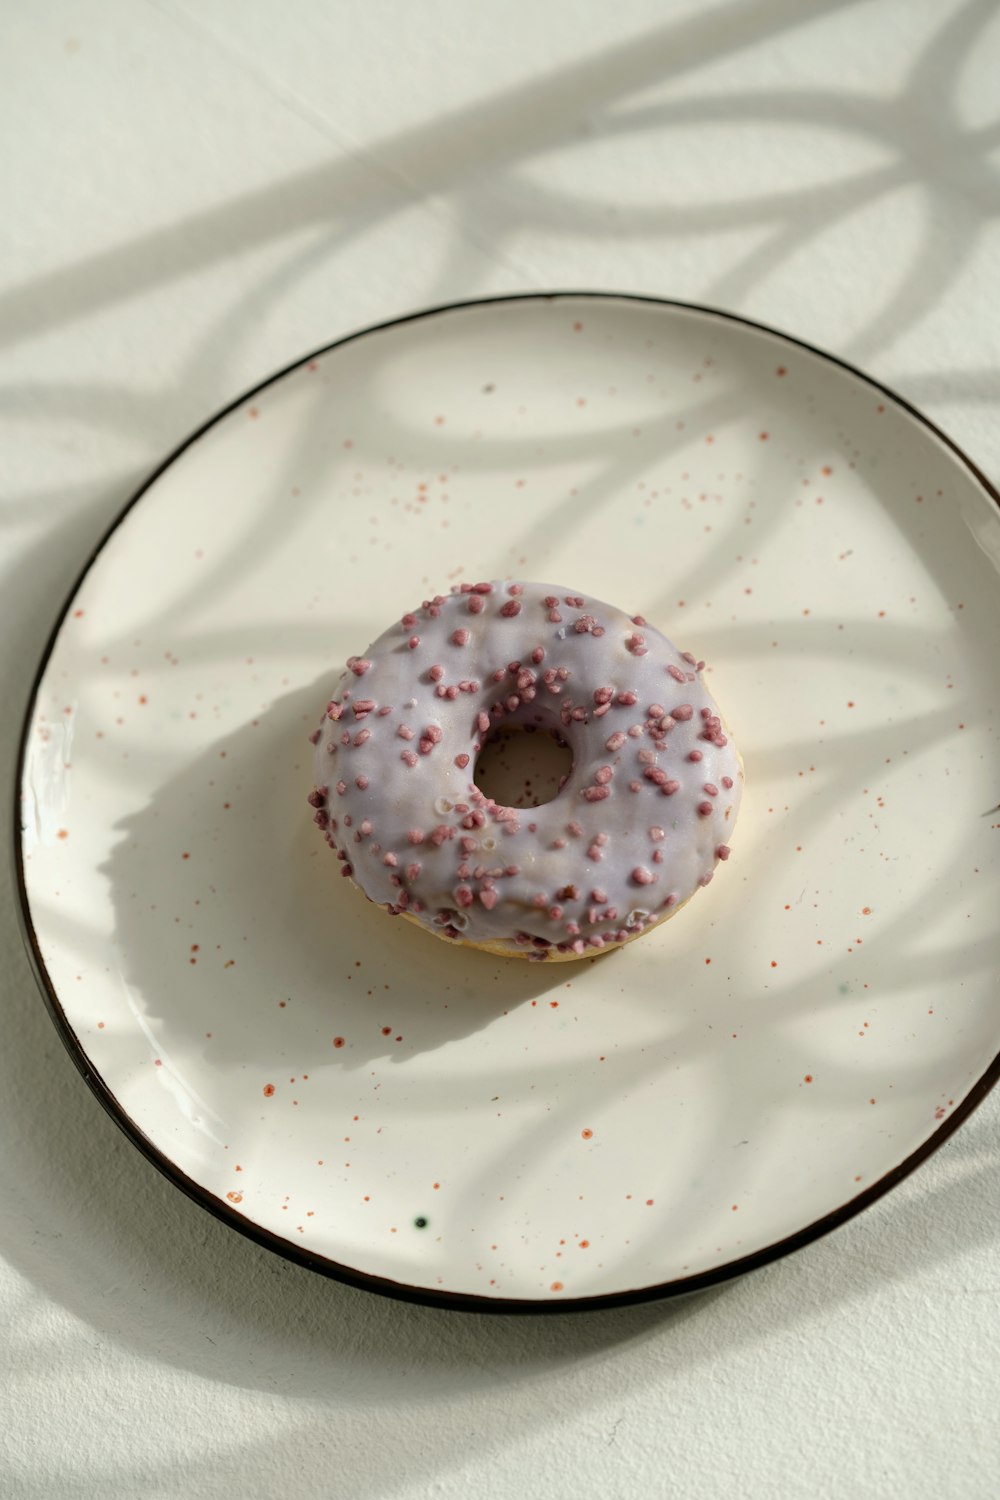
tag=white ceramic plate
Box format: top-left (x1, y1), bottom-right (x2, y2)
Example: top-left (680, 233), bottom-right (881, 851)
top-left (17, 294), bottom-right (1000, 1311)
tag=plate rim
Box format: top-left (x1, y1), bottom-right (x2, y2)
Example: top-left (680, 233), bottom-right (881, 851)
top-left (12, 289), bottom-right (1000, 1315)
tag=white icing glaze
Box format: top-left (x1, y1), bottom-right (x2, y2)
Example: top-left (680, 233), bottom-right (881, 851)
top-left (310, 582), bottom-right (743, 958)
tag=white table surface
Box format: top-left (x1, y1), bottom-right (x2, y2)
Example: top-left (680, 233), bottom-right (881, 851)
top-left (2, 2), bottom-right (998, 1496)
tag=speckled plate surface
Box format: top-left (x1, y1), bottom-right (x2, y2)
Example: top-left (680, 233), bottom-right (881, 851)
top-left (16, 294), bottom-right (1000, 1311)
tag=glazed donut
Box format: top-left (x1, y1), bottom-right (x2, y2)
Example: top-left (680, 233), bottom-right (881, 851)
top-left (308, 582), bottom-right (742, 961)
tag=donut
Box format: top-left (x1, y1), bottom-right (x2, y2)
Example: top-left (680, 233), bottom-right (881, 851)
top-left (308, 582), bottom-right (743, 961)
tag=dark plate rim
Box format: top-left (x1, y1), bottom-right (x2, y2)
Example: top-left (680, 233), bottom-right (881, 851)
top-left (13, 290), bottom-right (1000, 1315)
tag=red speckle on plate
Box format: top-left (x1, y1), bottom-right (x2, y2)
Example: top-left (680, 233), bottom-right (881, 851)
top-left (263, 1084), bottom-right (275, 1098)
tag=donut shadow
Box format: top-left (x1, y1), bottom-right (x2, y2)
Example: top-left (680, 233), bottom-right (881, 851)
top-left (101, 676), bottom-right (594, 1086)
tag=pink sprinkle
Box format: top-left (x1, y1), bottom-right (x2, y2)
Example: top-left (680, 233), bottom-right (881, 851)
top-left (377, 705), bottom-right (393, 716)
top-left (468, 594), bottom-right (485, 614)
top-left (661, 779), bottom-right (680, 796)
top-left (405, 862), bottom-right (421, 881)
top-left (649, 826), bottom-right (665, 841)
top-left (688, 749), bottom-right (703, 762)
top-left (667, 664), bottom-right (686, 682)
top-left (662, 893), bottom-right (678, 909)
top-left (355, 775), bottom-right (369, 790)
top-left (591, 887), bottom-right (607, 903)
top-left (352, 699), bottom-right (375, 718)
top-left (722, 775), bottom-right (734, 789)
top-left (699, 871), bottom-right (714, 887)
top-left (397, 724), bottom-right (414, 740)
top-left (326, 702), bottom-right (343, 721)
top-left (629, 780), bottom-right (641, 793)
top-left (506, 695), bottom-right (520, 712)
top-left (408, 635), bottom-right (421, 650)
top-left (354, 728), bottom-right (371, 746)
top-left (618, 690), bottom-right (638, 706)
top-left (672, 704), bottom-right (694, 721)
top-left (479, 888), bottom-right (498, 910)
top-left (697, 801), bottom-right (713, 817)
top-left (631, 866), bottom-right (656, 885)
top-left (428, 664), bottom-right (444, 682)
top-left (451, 628), bottom-right (471, 647)
top-left (402, 613), bottom-right (417, 629)
top-left (703, 782), bottom-right (719, 796)
top-left (631, 614), bottom-right (647, 626)
top-left (652, 850), bottom-right (664, 864)
top-left (472, 582), bottom-right (493, 594)
top-left (507, 583), bottom-right (523, 596)
top-left (583, 786), bottom-right (610, 802)
top-left (455, 753), bottom-right (470, 769)
top-left (564, 595), bottom-right (585, 607)
top-left (531, 647), bottom-right (545, 663)
top-left (455, 886), bottom-right (474, 908)
top-left (716, 844), bottom-right (731, 861)
top-left (406, 829), bottom-right (424, 844)
top-left (567, 821), bottom-right (583, 838)
top-left (606, 731), bottom-right (626, 751)
top-left (348, 658), bottom-right (371, 676)
top-left (308, 728), bottom-right (322, 744)
top-left (638, 749), bottom-right (656, 765)
top-left (548, 609), bottom-right (563, 623)
top-left (500, 600), bottom-right (521, 617)
top-left (400, 751), bottom-right (418, 767)
top-left (383, 852), bottom-right (398, 867)
top-left (336, 780), bottom-right (347, 795)
top-left (424, 725), bottom-right (443, 744)
top-left (626, 634), bottom-right (647, 655)
top-left (594, 766), bottom-right (613, 784)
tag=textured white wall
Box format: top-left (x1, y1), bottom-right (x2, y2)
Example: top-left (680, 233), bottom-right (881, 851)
top-left (1, 1), bottom-right (998, 1495)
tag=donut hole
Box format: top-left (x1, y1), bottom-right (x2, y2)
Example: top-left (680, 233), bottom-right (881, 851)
top-left (473, 722), bottom-right (574, 809)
